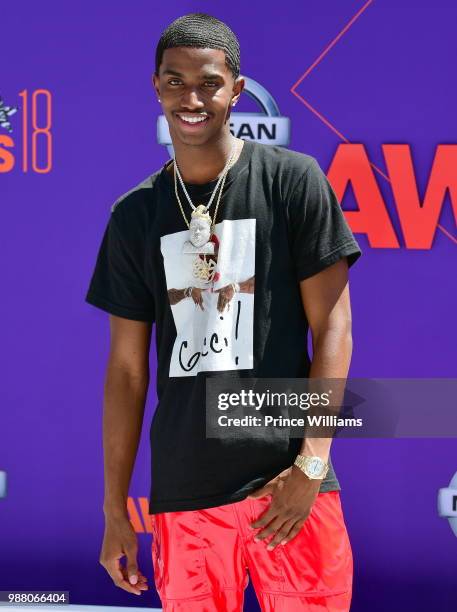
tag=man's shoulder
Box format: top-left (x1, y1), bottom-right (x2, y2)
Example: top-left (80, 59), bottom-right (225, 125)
top-left (110, 168), bottom-right (163, 216)
top-left (250, 140), bottom-right (317, 177)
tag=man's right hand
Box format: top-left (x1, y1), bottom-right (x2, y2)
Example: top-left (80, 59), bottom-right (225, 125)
top-left (99, 514), bottom-right (149, 596)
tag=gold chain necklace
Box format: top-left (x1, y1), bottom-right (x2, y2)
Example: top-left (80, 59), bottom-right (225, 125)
top-left (173, 139), bottom-right (239, 236)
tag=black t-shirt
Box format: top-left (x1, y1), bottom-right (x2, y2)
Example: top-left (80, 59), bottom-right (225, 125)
top-left (85, 139), bottom-right (362, 513)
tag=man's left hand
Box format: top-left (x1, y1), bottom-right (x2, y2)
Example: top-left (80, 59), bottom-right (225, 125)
top-left (213, 284), bottom-right (235, 312)
top-left (247, 465), bottom-right (321, 550)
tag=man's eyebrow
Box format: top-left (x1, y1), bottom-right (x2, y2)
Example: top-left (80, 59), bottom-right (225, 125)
top-left (162, 69), bottom-right (184, 77)
top-left (162, 69), bottom-right (223, 79)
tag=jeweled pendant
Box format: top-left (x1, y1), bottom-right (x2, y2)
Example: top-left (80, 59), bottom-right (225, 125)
top-left (192, 254), bottom-right (217, 283)
top-left (182, 204), bottom-right (215, 254)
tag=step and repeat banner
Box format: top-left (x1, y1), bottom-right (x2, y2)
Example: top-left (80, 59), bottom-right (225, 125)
top-left (1, 1), bottom-right (456, 611)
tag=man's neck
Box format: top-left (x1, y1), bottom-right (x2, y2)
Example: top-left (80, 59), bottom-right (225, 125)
top-left (168, 133), bottom-right (242, 185)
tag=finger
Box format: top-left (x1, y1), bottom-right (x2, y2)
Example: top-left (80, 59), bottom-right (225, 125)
top-left (265, 517), bottom-right (297, 551)
top-left (125, 546), bottom-right (139, 585)
top-left (124, 565), bottom-right (149, 583)
top-left (247, 486), bottom-right (271, 499)
top-left (253, 515), bottom-right (285, 543)
top-left (120, 565), bottom-right (149, 590)
top-left (105, 559), bottom-right (143, 595)
top-left (250, 503), bottom-right (278, 531)
top-left (278, 517), bottom-right (307, 546)
top-left (136, 571), bottom-right (149, 584)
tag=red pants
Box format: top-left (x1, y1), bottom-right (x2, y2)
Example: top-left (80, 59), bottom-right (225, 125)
top-left (150, 490), bottom-right (353, 611)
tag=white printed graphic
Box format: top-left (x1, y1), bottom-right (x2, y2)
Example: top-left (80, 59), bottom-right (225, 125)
top-left (160, 219), bottom-right (256, 377)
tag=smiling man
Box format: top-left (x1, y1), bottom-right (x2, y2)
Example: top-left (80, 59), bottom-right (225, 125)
top-left (85, 12), bottom-right (362, 612)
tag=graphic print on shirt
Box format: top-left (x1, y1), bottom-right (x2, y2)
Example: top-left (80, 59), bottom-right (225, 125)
top-left (160, 218), bottom-right (256, 377)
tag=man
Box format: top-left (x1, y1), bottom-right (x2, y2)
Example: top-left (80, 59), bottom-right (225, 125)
top-left (85, 12), bottom-right (362, 612)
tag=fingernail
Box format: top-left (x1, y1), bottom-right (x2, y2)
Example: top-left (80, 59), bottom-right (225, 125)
top-left (267, 544), bottom-right (274, 551)
top-left (254, 536), bottom-right (260, 542)
top-left (129, 575), bottom-right (138, 585)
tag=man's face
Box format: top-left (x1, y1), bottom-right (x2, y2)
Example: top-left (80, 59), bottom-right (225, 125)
top-left (153, 46), bottom-right (244, 146)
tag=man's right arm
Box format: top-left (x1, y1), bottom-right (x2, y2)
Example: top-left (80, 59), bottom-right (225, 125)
top-left (102, 314), bottom-right (152, 519)
top-left (98, 314), bottom-right (152, 595)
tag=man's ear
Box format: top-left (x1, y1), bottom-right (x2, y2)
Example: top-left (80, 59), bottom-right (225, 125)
top-left (152, 73), bottom-right (161, 99)
top-left (231, 76), bottom-right (245, 106)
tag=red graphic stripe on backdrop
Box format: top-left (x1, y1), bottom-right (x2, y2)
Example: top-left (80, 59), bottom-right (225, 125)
top-left (290, 0), bottom-right (456, 245)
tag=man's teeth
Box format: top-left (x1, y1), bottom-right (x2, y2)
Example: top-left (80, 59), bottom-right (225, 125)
top-left (179, 115), bottom-right (208, 123)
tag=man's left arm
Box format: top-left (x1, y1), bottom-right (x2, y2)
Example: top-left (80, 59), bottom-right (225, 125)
top-left (299, 256), bottom-right (353, 460)
top-left (249, 258), bottom-right (353, 549)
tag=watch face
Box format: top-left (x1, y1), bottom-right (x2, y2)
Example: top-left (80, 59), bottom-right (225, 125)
top-left (307, 457), bottom-right (324, 477)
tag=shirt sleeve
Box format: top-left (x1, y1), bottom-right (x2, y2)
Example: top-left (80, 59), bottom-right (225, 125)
top-left (286, 157), bottom-right (362, 281)
top-left (85, 210), bottom-right (155, 322)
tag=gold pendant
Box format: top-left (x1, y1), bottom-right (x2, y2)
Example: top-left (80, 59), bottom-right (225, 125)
top-left (192, 255), bottom-right (217, 283)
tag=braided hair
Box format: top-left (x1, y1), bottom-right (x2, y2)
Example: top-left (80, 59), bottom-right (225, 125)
top-left (155, 13), bottom-right (240, 80)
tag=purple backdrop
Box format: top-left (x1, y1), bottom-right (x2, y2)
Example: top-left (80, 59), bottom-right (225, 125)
top-left (1, 1), bottom-right (456, 611)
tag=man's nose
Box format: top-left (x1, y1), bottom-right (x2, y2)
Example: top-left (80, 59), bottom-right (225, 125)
top-left (180, 89), bottom-right (204, 109)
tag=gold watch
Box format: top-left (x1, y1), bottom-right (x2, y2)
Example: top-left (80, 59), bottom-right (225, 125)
top-left (294, 454), bottom-right (329, 480)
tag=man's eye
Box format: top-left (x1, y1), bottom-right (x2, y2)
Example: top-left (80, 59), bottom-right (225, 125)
top-left (168, 79), bottom-right (181, 85)
top-left (204, 82), bottom-right (218, 87)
